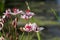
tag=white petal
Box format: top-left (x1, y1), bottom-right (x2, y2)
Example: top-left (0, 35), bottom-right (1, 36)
top-left (21, 15), bottom-right (25, 19)
top-left (29, 22), bottom-right (32, 26)
top-left (0, 19), bottom-right (2, 21)
top-left (0, 28), bottom-right (2, 30)
top-left (32, 23), bottom-right (37, 27)
top-left (2, 15), bottom-right (6, 19)
top-left (26, 12), bottom-right (35, 16)
top-left (31, 23), bottom-right (37, 31)
top-left (0, 22), bottom-right (3, 30)
top-left (39, 27), bottom-right (44, 31)
top-left (29, 16), bottom-right (32, 19)
top-left (25, 24), bottom-right (29, 28)
top-left (0, 36), bottom-right (5, 40)
top-left (23, 28), bottom-right (30, 32)
top-left (23, 28), bottom-right (26, 31)
top-left (30, 12), bottom-right (35, 16)
top-left (10, 13), bottom-right (18, 15)
top-left (18, 10), bottom-right (23, 13)
top-left (26, 16), bottom-right (28, 19)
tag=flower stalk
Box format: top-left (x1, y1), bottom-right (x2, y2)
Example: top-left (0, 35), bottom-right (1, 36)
top-left (20, 32), bottom-right (24, 40)
top-left (36, 32), bottom-right (40, 40)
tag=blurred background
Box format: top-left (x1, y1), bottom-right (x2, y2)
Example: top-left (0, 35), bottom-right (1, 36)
top-left (0, 0), bottom-right (60, 40)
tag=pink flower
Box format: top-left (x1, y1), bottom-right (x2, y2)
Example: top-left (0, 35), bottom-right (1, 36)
top-left (3, 8), bottom-right (11, 15)
top-left (13, 8), bottom-right (17, 13)
top-left (23, 23), bottom-right (44, 32)
top-left (25, 10), bottom-right (35, 16)
top-left (7, 8), bottom-right (11, 13)
top-left (13, 8), bottom-right (21, 14)
top-left (21, 15), bottom-right (29, 20)
top-left (3, 9), bottom-right (11, 18)
top-left (31, 23), bottom-right (44, 32)
top-left (21, 14), bottom-right (32, 20)
top-left (26, 12), bottom-right (35, 16)
top-left (23, 23), bottom-right (32, 32)
top-left (31, 23), bottom-right (38, 31)
top-left (20, 9), bottom-right (35, 20)
top-left (11, 8), bottom-right (24, 15)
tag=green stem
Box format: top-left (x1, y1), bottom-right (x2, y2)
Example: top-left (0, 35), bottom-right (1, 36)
top-left (13, 28), bottom-right (17, 40)
top-left (9, 26), bottom-right (10, 34)
top-left (20, 32), bottom-right (24, 40)
top-left (36, 32), bottom-right (40, 40)
top-left (29, 33), bottom-right (35, 40)
top-left (26, 32), bottom-right (29, 40)
top-left (0, 31), bottom-right (2, 37)
top-left (51, 8), bottom-right (59, 20)
top-left (25, 1), bottom-right (30, 10)
top-left (28, 32), bottom-right (29, 40)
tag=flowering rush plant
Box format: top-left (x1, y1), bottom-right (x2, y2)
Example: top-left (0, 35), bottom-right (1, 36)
top-left (1, 7), bottom-right (44, 40)
top-left (3, 8), bottom-right (24, 16)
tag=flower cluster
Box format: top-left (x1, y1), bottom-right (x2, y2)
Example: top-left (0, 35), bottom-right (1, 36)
top-left (21, 10), bottom-right (35, 20)
top-left (20, 23), bottom-right (44, 32)
top-left (3, 8), bottom-right (35, 20)
top-left (3, 8), bottom-right (23, 15)
top-left (2, 8), bottom-right (45, 33)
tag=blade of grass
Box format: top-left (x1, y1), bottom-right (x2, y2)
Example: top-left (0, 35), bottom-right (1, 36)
top-left (26, 32), bottom-right (30, 40)
top-left (20, 32), bottom-right (24, 40)
top-left (51, 8), bottom-right (59, 20)
top-left (29, 33), bottom-right (35, 40)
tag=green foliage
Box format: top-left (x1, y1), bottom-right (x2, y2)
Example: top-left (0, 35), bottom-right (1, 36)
top-left (0, 0), bottom-right (5, 13)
